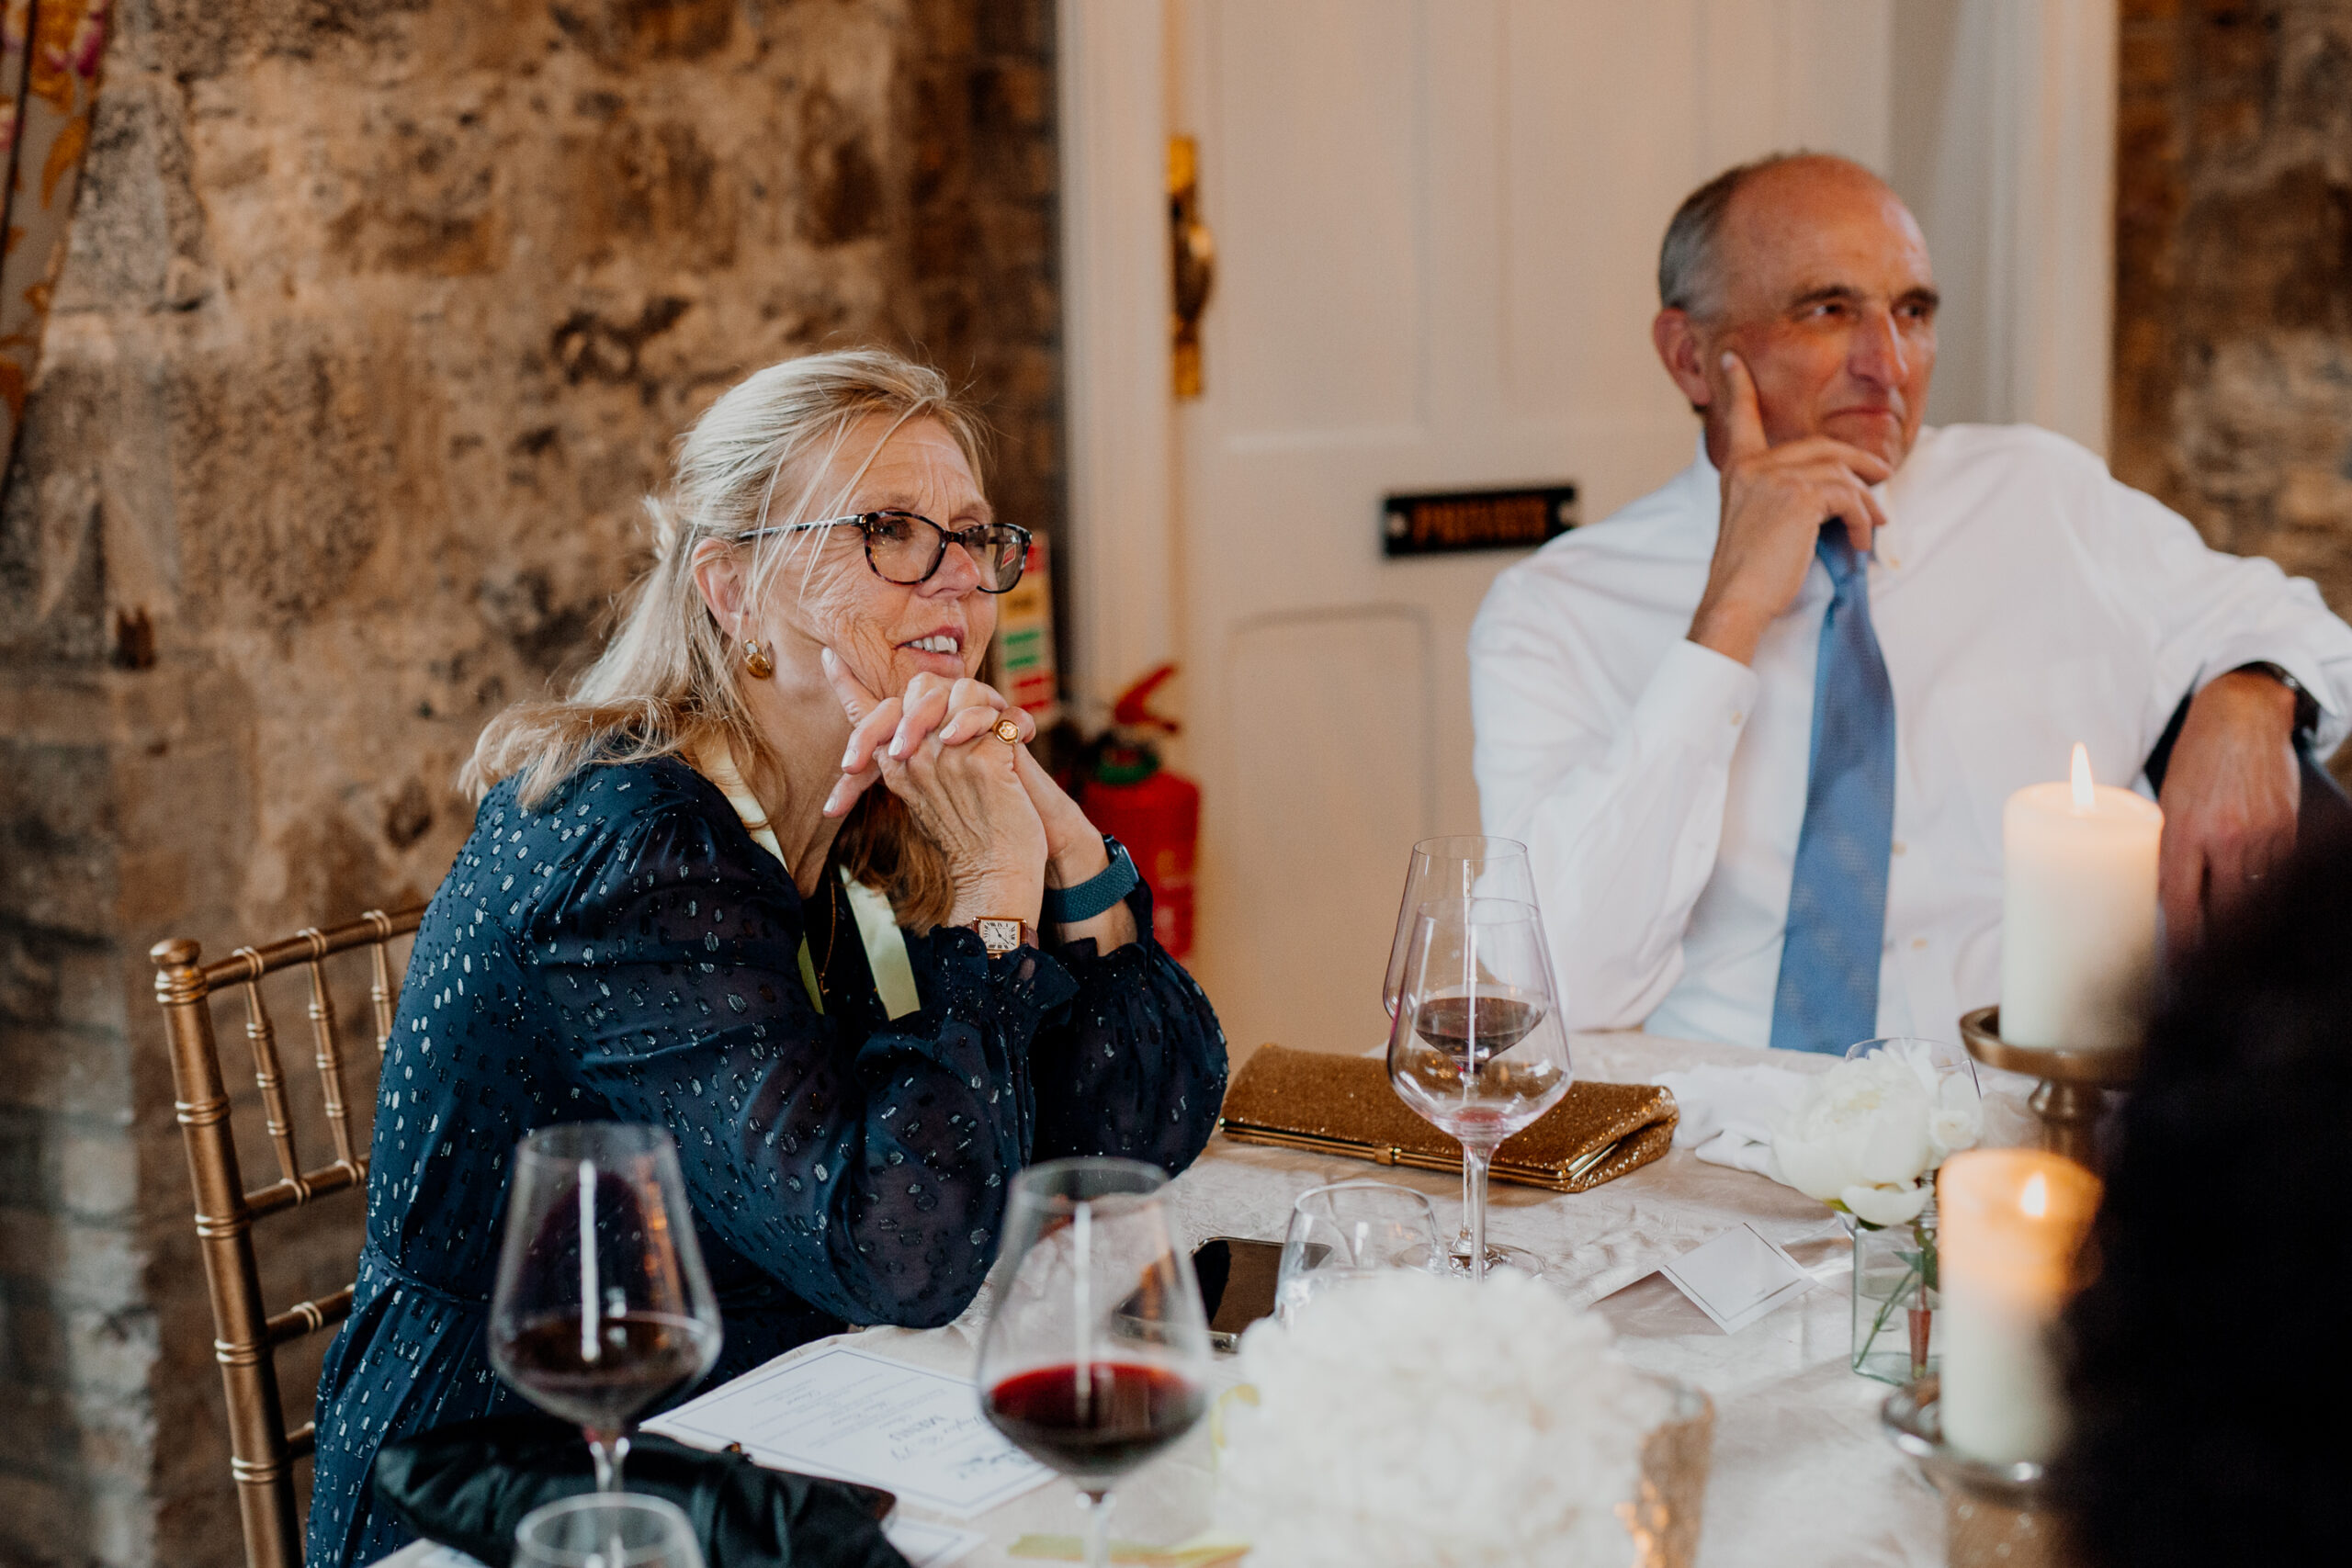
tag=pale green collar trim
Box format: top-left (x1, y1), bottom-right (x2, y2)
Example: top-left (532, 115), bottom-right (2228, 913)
top-left (840, 870), bottom-right (922, 1021)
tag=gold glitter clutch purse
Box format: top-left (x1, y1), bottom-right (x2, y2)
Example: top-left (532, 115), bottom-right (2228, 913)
top-left (1217, 1044), bottom-right (1679, 1193)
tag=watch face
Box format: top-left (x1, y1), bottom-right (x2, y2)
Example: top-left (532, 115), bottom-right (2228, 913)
top-left (977, 919), bottom-right (1023, 955)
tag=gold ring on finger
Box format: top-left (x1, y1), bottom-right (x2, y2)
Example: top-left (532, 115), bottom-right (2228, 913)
top-left (992, 716), bottom-right (1022, 745)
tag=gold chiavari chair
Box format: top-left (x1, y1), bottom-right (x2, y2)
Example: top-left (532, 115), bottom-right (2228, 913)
top-left (151, 905), bottom-right (424, 1568)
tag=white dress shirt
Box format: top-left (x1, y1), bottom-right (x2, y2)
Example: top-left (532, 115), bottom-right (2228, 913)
top-left (1470, 423), bottom-right (2352, 1050)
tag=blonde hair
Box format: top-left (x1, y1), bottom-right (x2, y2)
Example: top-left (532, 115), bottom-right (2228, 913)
top-left (462, 346), bottom-right (989, 929)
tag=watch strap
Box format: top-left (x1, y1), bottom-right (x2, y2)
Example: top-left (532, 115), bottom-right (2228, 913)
top-left (1041, 836), bottom-right (1142, 925)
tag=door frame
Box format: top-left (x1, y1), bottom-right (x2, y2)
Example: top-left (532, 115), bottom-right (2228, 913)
top-left (1055, 0), bottom-right (1177, 715)
top-left (1054, 0), bottom-right (2120, 707)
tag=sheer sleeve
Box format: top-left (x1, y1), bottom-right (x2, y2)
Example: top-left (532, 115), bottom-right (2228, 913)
top-left (912, 878), bottom-right (1228, 1174)
top-left (528, 797), bottom-right (1080, 1331)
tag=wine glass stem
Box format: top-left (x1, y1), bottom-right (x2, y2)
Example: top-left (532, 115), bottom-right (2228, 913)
top-left (1079, 1488), bottom-right (1116, 1568)
top-left (586, 1427), bottom-right (631, 1493)
top-left (1462, 1145), bottom-right (1496, 1283)
top-left (1453, 1161), bottom-right (1476, 1257)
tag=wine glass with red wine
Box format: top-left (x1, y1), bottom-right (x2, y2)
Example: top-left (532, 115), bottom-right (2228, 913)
top-left (976, 1158), bottom-right (1212, 1568)
top-left (1382, 837), bottom-right (1547, 1279)
top-left (1387, 897), bottom-right (1572, 1282)
top-left (489, 1123), bottom-right (723, 1493)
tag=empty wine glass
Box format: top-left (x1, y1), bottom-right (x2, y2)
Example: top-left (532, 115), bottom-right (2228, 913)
top-left (1382, 837), bottom-right (1539, 1014)
top-left (514, 1494), bottom-right (706, 1568)
top-left (1275, 1180), bottom-right (1442, 1325)
top-left (1383, 837), bottom-right (1547, 1278)
top-left (1844, 1034), bottom-right (1983, 1092)
top-left (489, 1123), bottom-right (723, 1494)
top-left (976, 1158), bottom-right (1213, 1568)
top-left (1387, 898), bottom-right (1573, 1282)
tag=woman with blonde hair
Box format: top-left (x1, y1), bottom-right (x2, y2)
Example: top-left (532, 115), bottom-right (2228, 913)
top-left (307, 348), bottom-right (1228, 1568)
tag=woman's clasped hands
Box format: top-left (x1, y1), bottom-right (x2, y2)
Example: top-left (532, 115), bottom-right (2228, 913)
top-left (820, 649), bottom-right (1108, 930)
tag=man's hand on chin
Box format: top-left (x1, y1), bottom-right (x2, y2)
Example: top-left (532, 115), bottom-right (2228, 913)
top-left (2157, 669), bottom-right (2301, 953)
top-left (1686, 354), bottom-right (1890, 667)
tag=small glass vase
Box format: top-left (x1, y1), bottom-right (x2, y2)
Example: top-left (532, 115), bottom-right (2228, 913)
top-left (1848, 1200), bottom-right (1939, 1386)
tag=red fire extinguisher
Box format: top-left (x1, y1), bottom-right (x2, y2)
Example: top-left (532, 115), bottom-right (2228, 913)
top-left (1077, 664), bottom-right (1200, 961)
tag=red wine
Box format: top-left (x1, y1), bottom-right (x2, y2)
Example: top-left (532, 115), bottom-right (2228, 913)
top-left (494, 1311), bottom-right (716, 1431)
top-left (985, 1361), bottom-right (1206, 1483)
top-left (1412, 994), bottom-right (1545, 1056)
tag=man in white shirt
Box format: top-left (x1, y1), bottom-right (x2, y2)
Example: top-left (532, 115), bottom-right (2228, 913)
top-left (1469, 152), bottom-right (2352, 1052)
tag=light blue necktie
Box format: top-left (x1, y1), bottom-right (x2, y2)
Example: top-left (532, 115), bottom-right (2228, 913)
top-left (1768, 525), bottom-right (1896, 1055)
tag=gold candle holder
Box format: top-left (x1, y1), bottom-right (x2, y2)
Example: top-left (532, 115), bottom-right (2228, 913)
top-left (1957, 1007), bottom-right (2140, 1169)
top-left (1883, 1377), bottom-right (2077, 1568)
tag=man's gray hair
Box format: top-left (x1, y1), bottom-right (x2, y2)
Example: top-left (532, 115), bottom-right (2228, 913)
top-left (1657, 151), bottom-right (1819, 318)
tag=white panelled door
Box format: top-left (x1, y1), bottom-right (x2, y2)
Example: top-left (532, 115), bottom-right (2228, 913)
top-left (1169, 0), bottom-right (1895, 1055)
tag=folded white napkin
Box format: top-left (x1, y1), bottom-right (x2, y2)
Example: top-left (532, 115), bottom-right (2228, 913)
top-left (1651, 1064), bottom-right (1811, 1179)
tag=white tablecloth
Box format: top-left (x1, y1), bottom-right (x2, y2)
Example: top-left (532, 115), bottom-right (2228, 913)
top-left (379, 1032), bottom-right (2037, 1567)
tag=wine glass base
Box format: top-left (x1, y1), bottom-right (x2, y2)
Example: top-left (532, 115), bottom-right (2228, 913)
top-left (1449, 1242), bottom-right (1544, 1278)
top-left (1398, 1241), bottom-right (1544, 1278)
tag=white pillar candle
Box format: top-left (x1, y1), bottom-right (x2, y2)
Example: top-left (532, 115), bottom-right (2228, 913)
top-left (1999, 744), bottom-right (2162, 1049)
top-left (1938, 1149), bottom-right (2102, 1465)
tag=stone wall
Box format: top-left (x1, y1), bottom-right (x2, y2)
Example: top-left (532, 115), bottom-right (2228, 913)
top-left (2114, 0), bottom-right (2352, 609)
top-left (0, 3), bottom-right (1060, 1564)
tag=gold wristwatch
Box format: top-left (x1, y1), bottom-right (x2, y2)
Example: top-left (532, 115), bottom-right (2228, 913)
top-left (968, 918), bottom-right (1037, 958)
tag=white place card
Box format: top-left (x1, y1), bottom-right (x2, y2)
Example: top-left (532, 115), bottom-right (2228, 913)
top-left (645, 1345), bottom-right (1054, 1518)
top-left (1657, 1224), bottom-right (1816, 1335)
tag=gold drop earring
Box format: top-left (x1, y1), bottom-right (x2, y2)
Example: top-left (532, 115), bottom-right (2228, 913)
top-left (742, 637), bottom-right (775, 679)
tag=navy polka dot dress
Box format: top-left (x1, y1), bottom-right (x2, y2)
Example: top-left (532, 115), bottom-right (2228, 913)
top-left (305, 756), bottom-right (1228, 1568)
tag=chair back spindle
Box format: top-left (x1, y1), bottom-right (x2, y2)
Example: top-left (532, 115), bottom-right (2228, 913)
top-left (300, 931), bottom-right (364, 1178)
top-left (366, 911), bottom-right (399, 1058)
top-left (153, 905), bottom-right (423, 1568)
top-left (235, 961), bottom-right (305, 1192)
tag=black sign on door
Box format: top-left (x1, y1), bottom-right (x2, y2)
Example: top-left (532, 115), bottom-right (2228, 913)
top-left (1382, 484), bottom-right (1579, 558)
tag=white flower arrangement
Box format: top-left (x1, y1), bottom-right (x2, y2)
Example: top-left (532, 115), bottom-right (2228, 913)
top-left (1217, 1269), bottom-right (1670, 1567)
top-left (1769, 1039), bottom-right (1984, 1227)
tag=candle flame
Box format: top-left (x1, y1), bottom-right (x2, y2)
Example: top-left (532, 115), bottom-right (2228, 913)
top-left (2069, 743), bottom-right (2095, 811)
top-left (2021, 1171), bottom-right (2049, 1218)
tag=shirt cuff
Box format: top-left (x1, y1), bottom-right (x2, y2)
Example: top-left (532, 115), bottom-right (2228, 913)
top-left (2194, 647), bottom-right (2336, 743)
top-left (1641, 637), bottom-right (1763, 760)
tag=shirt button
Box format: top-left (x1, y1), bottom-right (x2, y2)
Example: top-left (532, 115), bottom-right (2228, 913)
top-left (1912, 937), bottom-right (1928, 951)
top-left (1729, 711), bottom-right (1744, 728)
top-left (1892, 840), bottom-right (1907, 855)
